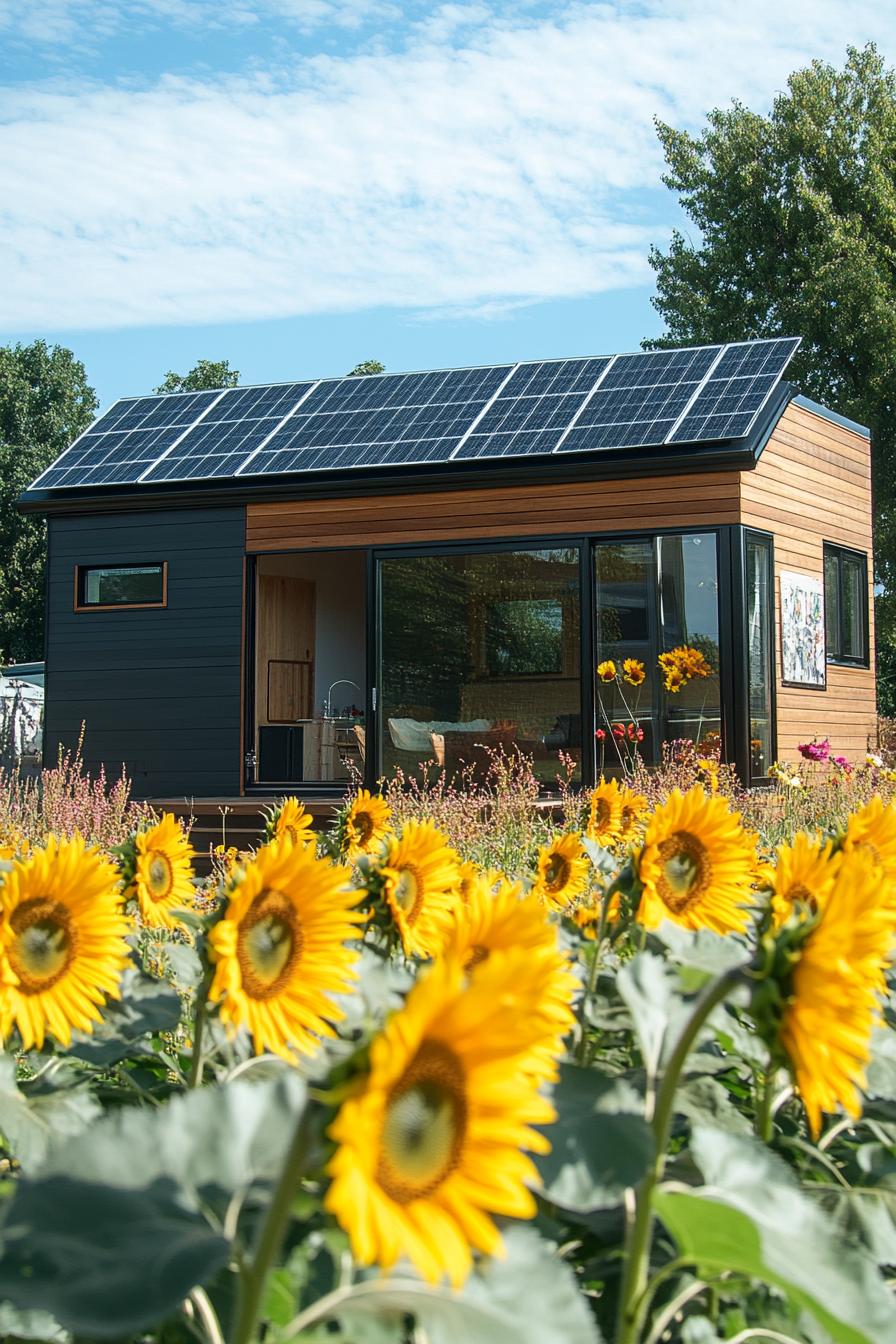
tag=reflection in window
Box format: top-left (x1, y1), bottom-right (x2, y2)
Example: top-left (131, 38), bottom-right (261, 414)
top-left (823, 544), bottom-right (869, 665)
top-left (747, 535), bottom-right (773, 779)
top-left (77, 564), bottom-right (165, 607)
top-left (378, 547), bottom-right (581, 784)
top-left (594, 533), bottom-right (721, 767)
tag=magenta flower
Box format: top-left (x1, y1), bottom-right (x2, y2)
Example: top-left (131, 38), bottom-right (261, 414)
top-left (798, 738), bottom-right (830, 763)
top-left (831, 755), bottom-right (851, 771)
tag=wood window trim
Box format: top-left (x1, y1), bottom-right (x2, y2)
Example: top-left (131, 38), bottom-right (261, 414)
top-left (73, 562), bottom-right (168, 612)
top-left (822, 543), bottom-right (869, 669)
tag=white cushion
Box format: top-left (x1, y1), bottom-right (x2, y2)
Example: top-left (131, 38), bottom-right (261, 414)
top-left (387, 717), bottom-right (491, 752)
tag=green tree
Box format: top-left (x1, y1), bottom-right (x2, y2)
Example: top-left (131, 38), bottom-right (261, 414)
top-left (0, 341), bottom-right (98, 663)
top-left (154, 358), bottom-right (240, 394)
top-left (646, 44), bottom-right (896, 710)
top-left (347, 360), bottom-right (385, 376)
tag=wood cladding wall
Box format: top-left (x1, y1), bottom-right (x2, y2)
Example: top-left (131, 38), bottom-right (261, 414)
top-left (245, 471), bottom-right (742, 551)
top-left (738, 401), bottom-right (876, 761)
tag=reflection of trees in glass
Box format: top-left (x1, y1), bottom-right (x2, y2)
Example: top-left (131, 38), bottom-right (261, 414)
top-left (89, 568), bottom-right (162, 605)
top-left (486, 599), bottom-right (562, 675)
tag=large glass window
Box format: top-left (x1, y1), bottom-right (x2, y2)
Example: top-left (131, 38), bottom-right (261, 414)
top-left (378, 546), bottom-right (581, 784)
top-left (824, 543), bottom-right (869, 665)
top-left (594, 533), bottom-right (721, 767)
top-left (746, 533), bottom-right (774, 779)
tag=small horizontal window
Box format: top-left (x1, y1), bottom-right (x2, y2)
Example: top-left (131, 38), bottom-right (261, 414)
top-left (75, 563), bottom-right (167, 610)
top-left (823, 544), bottom-right (868, 666)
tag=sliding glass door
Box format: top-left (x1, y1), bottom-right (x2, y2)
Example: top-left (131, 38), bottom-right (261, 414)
top-left (594, 532), bottom-right (722, 768)
top-left (376, 545), bottom-right (583, 784)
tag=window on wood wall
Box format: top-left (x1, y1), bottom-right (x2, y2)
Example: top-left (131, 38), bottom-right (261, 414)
top-left (823, 544), bottom-right (869, 666)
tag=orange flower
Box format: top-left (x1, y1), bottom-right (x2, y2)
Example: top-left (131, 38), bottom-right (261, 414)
top-left (597, 660), bottom-right (617, 683)
top-left (622, 658), bottom-right (646, 687)
top-left (664, 665), bottom-right (686, 693)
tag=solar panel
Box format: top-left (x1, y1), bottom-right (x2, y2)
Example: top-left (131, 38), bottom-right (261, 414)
top-left (28, 337), bottom-right (800, 492)
top-left (244, 365), bottom-right (512, 477)
top-left (142, 381), bottom-right (318, 483)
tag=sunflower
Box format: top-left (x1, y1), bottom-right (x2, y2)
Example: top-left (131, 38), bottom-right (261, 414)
top-left (126, 813), bottom-right (196, 930)
top-left (663, 665), bottom-right (686, 693)
top-left (776, 850), bottom-right (895, 1137)
top-left (596, 659), bottom-right (617, 683)
top-left (622, 658), bottom-right (646, 686)
top-left (342, 790), bottom-right (393, 861)
top-left (208, 838), bottom-right (363, 1060)
top-left (0, 835), bottom-right (131, 1050)
top-left (635, 785), bottom-right (756, 934)
top-left (586, 778), bottom-right (623, 847)
top-left (324, 954), bottom-right (557, 1286)
top-left (769, 832), bottom-right (840, 928)
top-left (269, 797), bottom-right (315, 848)
top-left (617, 785), bottom-right (649, 843)
top-left (531, 832), bottom-right (590, 911)
top-left (842, 796), bottom-right (896, 884)
top-left (375, 821), bottom-right (461, 958)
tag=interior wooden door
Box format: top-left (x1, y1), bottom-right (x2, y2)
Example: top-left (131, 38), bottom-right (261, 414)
top-left (255, 576), bottom-right (316, 725)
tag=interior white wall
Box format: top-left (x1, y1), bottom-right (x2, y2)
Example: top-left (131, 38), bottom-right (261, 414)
top-left (257, 551), bottom-right (366, 716)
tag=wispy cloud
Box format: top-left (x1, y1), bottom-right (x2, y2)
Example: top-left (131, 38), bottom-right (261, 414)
top-left (1, 1), bottom-right (895, 331)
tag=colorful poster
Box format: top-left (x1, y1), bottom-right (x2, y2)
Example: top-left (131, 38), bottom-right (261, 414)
top-left (780, 571), bottom-right (826, 688)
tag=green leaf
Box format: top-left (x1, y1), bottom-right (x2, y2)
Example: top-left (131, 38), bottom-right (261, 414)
top-left (0, 1301), bottom-right (68, 1341)
top-left (66, 966), bottom-right (182, 1066)
top-left (616, 952), bottom-right (692, 1081)
top-left (673, 1076), bottom-right (751, 1135)
top-left (37, 1071), bottom-right (307, 1207)
top-left (866, 1027), bottom-right (896, 1100)
top-left (328, 1225), bottom-right (601, 1344)
top-left (650, 924), bottom-right (751, 989)
top-left (0, 1057), bottom-right (100, 1171)
top-left (654, 1126), bottom-right (896, 1343)
top-left (534, 1065), bottom-right (653, 1213)
top-left (0, 1175), bottom-right (229, 1338)
top-left (159, 941), bottom-right (204, 991)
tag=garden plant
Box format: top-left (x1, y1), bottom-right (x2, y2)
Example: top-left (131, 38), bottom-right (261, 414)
top-left (0, 738), bottom-right (895, 1343)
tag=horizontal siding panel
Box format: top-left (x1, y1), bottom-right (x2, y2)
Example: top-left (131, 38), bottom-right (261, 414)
top-left (46, 507), bottom-right (246, 799)
top-left (744, 406), bottom-right (876, 762)
top-left (247, 473), bottom-right (743, 551)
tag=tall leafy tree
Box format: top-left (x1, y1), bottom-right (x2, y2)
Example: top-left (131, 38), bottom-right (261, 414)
top-left (646, 44), bottom-right (896, 704)
top-left (154, 359), bottom-right (240, 394)
top-left (0, 341), bottom-right (98, 663)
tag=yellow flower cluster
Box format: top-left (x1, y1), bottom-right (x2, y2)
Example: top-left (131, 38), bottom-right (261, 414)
top-left (658, 644), bottom-right (712, 692)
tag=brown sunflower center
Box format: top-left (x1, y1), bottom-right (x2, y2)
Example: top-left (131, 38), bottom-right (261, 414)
top-left (377, 1040), bottom-right (468, 1203)
top-left (351, 810), bottom-right (374, 847)
top-left (655, 830), bottom-right (712, 914)
top-left (620, 806), bottom-right (635, 834)
top-left (464, 944), bottom-right (489, 973)
top-left (146, 851), bottom-right (174, 901)
top-left (392, 866), bottom-right (424, 923)
top-left (591, 799), bottom-right (611, 831)
top-left (544, 852), bottom-right (571, 893)
top-left (237, 889), bottom-right (303, 999)
top-left (8, 897), bottom-right (74, 993)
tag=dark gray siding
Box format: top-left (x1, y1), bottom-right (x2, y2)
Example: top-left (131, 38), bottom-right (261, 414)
top-left (46, 507), bottom-right (245, 800)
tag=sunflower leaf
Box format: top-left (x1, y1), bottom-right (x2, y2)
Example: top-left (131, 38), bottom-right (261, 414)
top-left (66, 965), bottom-right (182, 1065)
top-left (534, 1064), bottom-right (653, 1213)
top-left (654, 1126), bottom-right (896, 1344)
top-left (0, 1057), bottom-right (100, 1171)
top-left (0, 1301), bottom-right (69, 1342)
top-left (0, 1174), bottom-right (229, 1338)
top-left (321, 1225), bottom-right (601, 1344)
top-left (616, 951), bottom-right (693, 1081)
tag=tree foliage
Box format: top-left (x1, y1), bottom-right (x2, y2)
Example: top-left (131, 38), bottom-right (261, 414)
top-left (646, 44), bottom-right (896, 704)
top-left (154, 359), bottom-right (240, 394)
top-left (0, 341), bottom-right (97, 663)
top-left (347, 359), bottom-right (385, 376)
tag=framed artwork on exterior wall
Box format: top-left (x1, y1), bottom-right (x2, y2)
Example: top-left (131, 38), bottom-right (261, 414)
top-left (780, 571), bottom-right (826, 689)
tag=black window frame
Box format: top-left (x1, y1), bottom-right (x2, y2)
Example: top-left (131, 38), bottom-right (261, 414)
top-left (743, 529), bottom-right (776, 783)
top-left (74, 562), bottom-right (168, 611)
top-left (822, 543), bottom-right (869, 667)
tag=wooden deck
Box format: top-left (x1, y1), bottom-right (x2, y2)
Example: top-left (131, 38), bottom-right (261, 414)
top-left (149, 794), bottom-right (346, 870)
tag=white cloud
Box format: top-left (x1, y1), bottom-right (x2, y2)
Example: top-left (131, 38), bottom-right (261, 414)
top-left (1, 1), bottom-right (895, 330)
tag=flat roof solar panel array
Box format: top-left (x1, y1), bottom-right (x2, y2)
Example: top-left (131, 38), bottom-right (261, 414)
top-left (28, 337), bottom-right (801, 493)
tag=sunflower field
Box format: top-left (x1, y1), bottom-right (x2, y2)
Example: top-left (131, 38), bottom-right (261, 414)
top-left (1, 766), bottom-right (896, 1344)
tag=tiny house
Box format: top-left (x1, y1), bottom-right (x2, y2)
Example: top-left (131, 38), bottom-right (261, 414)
top-left (20, 338), bottom-right (876, 806)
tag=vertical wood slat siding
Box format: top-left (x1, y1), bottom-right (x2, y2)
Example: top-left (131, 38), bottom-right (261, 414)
top-left (738, 402), bottom-right (876, 761)
top-left (244, 473), bottom-right (743, 550)
top-left (46, 508), bottom-right (246, 800)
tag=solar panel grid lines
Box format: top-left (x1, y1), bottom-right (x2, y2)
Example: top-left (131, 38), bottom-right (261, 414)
top-left (27, 337), bottom-right (801, 492)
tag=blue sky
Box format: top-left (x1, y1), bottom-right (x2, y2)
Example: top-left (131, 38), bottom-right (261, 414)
top-left (2, 1), bottom-right (895, 410)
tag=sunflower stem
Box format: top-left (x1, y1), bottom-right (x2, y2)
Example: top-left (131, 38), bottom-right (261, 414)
top-left (231, 1107), bottom-right (312, 1344)
top-left (755, 1065), bottom-right (775, 1144)
top-left (188, 969), bottom-right (214, 1089)
top-left (616, 965), bottom-right (743, 1344)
